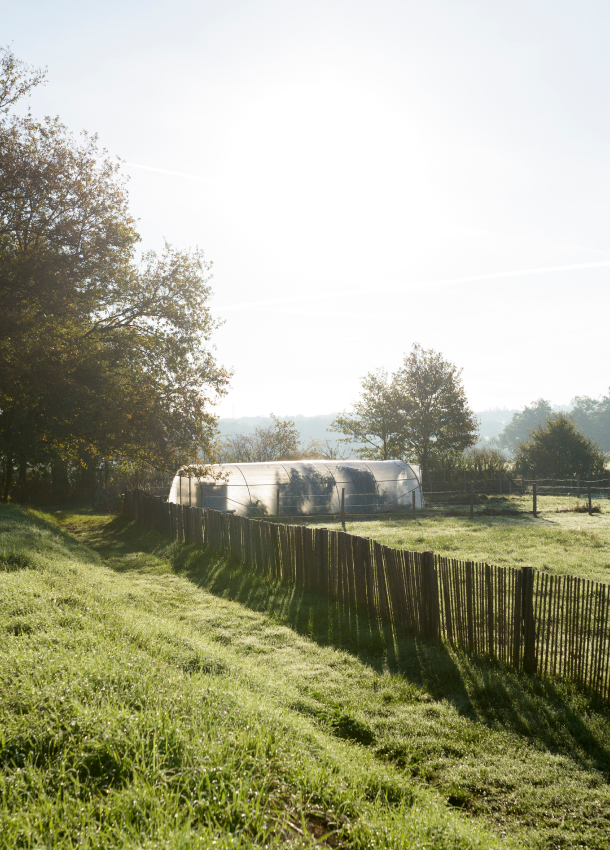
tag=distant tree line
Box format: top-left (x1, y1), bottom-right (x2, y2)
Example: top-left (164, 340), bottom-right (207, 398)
top-left (495, 398), bottom-right (607, 479)
top-left (216, 415), bottom-right (347, 464)
top-left (497, 397), bottom-right (610, 455)
top-left (216, 345), bottom-right (482, 486)
top-left (327, 349), bottom-right (608, 485)
top-left (217, 347), bottom-right (608, 485)
top-left (0, 48), bottom-right (229, 503)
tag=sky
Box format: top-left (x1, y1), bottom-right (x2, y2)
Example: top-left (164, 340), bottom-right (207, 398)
top-left (6, 0), bottom-right (610, 417)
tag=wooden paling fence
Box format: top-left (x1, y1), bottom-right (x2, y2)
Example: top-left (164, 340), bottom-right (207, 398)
top-left (123, 489), bottom-right (610, 700)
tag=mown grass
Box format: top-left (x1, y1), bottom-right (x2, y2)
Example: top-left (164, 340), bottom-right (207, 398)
top-left (9, 508), bottom-right (609, 848)
top-left (1, 504), bottom-right (508, 850)
top-left (299, 495), bottom-right (610, 583)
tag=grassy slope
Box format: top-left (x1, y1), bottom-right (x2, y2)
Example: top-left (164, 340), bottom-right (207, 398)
top-left (0, 505), bottom-right (502, 850)
top-left (304, 498), bottom-right (610, 583)
top-left (1, 508), bottom-right (610, 848)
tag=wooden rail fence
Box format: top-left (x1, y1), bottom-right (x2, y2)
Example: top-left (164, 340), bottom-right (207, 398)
top-left (123, 489), bottom-right (610, 700)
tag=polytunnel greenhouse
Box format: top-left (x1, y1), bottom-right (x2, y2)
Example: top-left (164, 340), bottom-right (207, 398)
top-left (168, 459), bottom-right (423, 517)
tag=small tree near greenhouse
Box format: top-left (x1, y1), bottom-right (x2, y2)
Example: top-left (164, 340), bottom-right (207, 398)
top-left (218, 415), bottom-right (300, 463)
top-left (515, 414), bottom-right (606, 478)
top-left (330, 370), bottom-right (406, 461)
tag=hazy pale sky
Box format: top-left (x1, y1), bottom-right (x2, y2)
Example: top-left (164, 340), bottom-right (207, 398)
top-left (7, 0), bottom-right (610, 416)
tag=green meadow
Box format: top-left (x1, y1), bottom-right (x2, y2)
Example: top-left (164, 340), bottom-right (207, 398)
top-left (303, 495), bottom-right (610, 584)
top-left (1, 504), bottom-right (610, 848)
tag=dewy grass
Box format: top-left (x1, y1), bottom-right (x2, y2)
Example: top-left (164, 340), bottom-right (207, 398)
top-left (3, 506), bottom-right (610, 849)
top-left (51, 511), bottom-right (610, 846)
top-left (1, 504), bottom-right (503, 850)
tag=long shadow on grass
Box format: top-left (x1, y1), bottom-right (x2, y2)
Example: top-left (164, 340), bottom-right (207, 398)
top-left (90, 517), bottom-right (610, 778)
top-left (167, 545), bottom-right (610, 777)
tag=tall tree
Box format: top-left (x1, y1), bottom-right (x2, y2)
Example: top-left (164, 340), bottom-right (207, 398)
top-left (516, 414), bottom-right (606, 478)
top-left (393, 344), bottom-right (478, 479)
top-left (0, 47), bottom-right (229, 499)
top-left (330, 370), bottom-right (406, 460)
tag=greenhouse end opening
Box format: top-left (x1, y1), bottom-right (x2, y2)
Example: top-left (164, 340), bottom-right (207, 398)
top-left (168, 460), bottom-right (424, 517)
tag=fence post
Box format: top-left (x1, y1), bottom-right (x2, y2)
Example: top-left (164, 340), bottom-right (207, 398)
top-left (422, 551), bottom-right (439, 639)
top-left (341, 487), bottom-right (345, 529)
top-left (470, 484), bottom-right (474, 519)
top-left (522, 567), bottom-right (536, 674)
top-left (513, 569), bottom-right (523, 669)
top-left (412, 489), bottom-right (416, 519)
top-left (276, 488), bottom-right (280, 520)
top-left (466, 561), bottom-right (474, 652)
top-left (532, 482), bottom-right (537, 517)
top-left (363, 538), bottom-right (375, 615)
top-left (485, 563), bottom-right (494, 656)
top-left (588, 484), bottom-right (592, 515)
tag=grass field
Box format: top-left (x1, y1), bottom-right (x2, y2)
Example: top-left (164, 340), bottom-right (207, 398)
top-left (298, 495), bottom-right (610, 584)
top-left (2, 505), bottom-right (610, 848)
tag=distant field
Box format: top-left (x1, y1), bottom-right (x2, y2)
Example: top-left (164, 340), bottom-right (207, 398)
top-left (303, 495), bottom-right (610, 584)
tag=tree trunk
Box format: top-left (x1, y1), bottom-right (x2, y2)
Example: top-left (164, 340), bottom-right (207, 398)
top-left (51, 458), bottom-right (70, 502)
top-left (420, 446), bottom-right (428, 489)
top-left (2, 450), bottom-right (14, 502)
top-left (80, 451), bottom-right (98, 508)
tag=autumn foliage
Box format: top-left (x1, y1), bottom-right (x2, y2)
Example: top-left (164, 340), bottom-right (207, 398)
top-left (0, 48), bottom-right (229, 500)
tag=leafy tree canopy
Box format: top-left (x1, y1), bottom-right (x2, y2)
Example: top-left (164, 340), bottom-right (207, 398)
top-left (218, 415), bottom-right (300, 464)
top-left (217, 416), bottom-right (347, 463)
top-left (330, 370), bottom-right (406, 461)
top-left (331, 346), bottom-right (478, 477)
top-left (393, 344), bottom-right (478, 477)
top-left (515, 414), bottom-right (606, 478)
top-left (0, 47), bottom-right (229, 500)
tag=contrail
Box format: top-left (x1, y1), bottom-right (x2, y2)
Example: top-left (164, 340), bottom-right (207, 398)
top-left (125, 161), bottom-right (208, 182)
top-left (213, 260), bottom-right (610, 312)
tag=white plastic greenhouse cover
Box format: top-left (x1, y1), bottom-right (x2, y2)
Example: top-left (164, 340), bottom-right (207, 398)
top-left (168, 459), bottom-right (423, 516)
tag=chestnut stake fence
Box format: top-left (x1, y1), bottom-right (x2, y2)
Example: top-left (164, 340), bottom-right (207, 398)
top-left (123, 489), bottom-right (610, 700)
